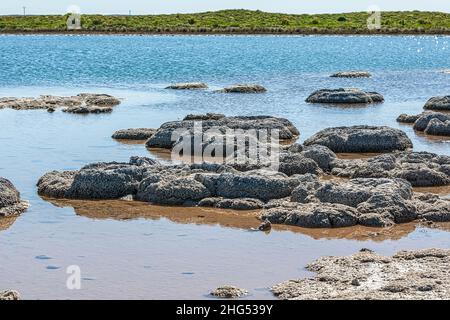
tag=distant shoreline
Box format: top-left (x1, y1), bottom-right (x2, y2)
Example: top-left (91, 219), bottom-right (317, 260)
top-left (1, 10), bottom-right (449, 35)
top-left (1, 30), bottom-right (450, 36)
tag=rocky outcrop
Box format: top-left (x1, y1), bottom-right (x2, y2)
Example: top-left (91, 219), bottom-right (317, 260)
top-left (330, 71), bottom-right (371, 78)
top-left (166, 82), bottom-right (208, 90)
top-left (211, 286), bottom-right (248, 298)
top-left (0, 93), bottom-right (120, 112)
top-left (112, 128), bottom-right (156, 140)
top-left (218, 84), bottom-right (267, 93)
top-left (330, 151), bottom-right (450, 187)
top-left (304, 126), bottom-right (413, 153)
top-left (396, 113), bottom-right (421, 123)
top-left (0, 290), bottom-right (21, 300)
top-left (306, 88), bottom-right (384, 104)
top-left (424, 96), bottom-right (450, 111)
top-left (413, 112), bottom-right (450, 132)
top-left (396, 112), bottom-right (450, 137)
top-left (424, 118), bottom-right (450, 136)
top-left (259, 177), bottom-right (443, 228)
top-left (145, 114), bottom-right (299, 149)
top-left (0, 178), bottom-right (28, 217)
top-left (37, 156), bottom-right (450, 228)
top-left (272, 248), bottom-right (450, 300)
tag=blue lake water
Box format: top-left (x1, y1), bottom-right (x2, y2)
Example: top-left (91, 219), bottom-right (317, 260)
top-left (0, 35), bottom-right (449, 299)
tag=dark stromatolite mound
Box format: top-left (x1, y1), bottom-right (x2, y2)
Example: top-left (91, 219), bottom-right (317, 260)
top-left (0, 178), bottom-right (28, 217)
top-left (306, 88), bottom-right (384, 104)
top-left (396, 113), bottom-right (422, 123)
top-left (330, 151), bottom-right (450, 187)
top-left (37, 157), bottom-right (159, 200)
top-left (413, 112), bottom-right (450, 132)
top-left (424, 96), bottom-right (450, 111)
top-left (0, 290), bottom-right (21, 300)
top-left (424, 118), bottom-right (450, 136)
top-left (145, 114), bottom-right (299, 149)
top-left (165, 82), bottom-right (208, 90)
top-left (259, 177), bottom-right (438, 228)
top-left (304, 125), bottom-right (413, 153)
top-left (272, 248), bottom-right (450, 300)
top-left (112, 128), bottom-right (157, 140)
top-left (330, 71), bottom-right (371, 78)
top-left (37, 156), bottom-right (450, 228)
top-left (218, 84), bottom-right (267, 93)
top-left (0, 93), bottom-right (120, 112)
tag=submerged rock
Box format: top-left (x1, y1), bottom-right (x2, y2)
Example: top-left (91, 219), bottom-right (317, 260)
top-left (112, 128), bottom-right (156, 140)
top-left (0, 93), bottom-right (120, 112)
top-left (330, 71), bottom-right (371, 78)
top-left (272, 248), bottom-right (450, 300)
top-left (62, 105), bottom-right (113, 114)
top-left (165, 82), bottom-right (208, 90)
top-left (306, 88), bottom-right (384, 104)
top-left (211, 286), bottom-right (248, 298)
top-left (218, 84), bottom-right (267, 93)
top-left (424, 96), bottom-right (450, 111)
top-left (0, 178), bottom-right (28, 217)
top-left (145, 114), bottom-right (299, 149)
top-left (0, 290), bottom-right (21, 300)
top-left (304, 125), bottom-right (412, 153)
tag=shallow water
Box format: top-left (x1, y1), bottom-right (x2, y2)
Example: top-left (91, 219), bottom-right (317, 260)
top-left (0, 35), bottom-right (450, 299)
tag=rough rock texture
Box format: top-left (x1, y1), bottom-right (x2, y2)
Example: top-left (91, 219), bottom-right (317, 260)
top-left (112, 128), bottom-right (156, 140)
top-left (0, 178), bottom-right (28, 217)
top-left (218, 84), bottom-right (267, 93)
top-left (259, 177), bottom-right (441, 228)
top-left (0, 93), bottom-right (120, 112)
top-left (146, 114), bottom-right (299, 149)
top-left (37, 157), bottom-right (450, 228)
top-left (424, 118), bottom-right (450, 136)
top-left (396, 113), bottom-right (421, 123)
top-left (37, 157), bottom-right (159, 200)
top-left (211, 286), bottom-right (248, 298)
top-left (424, 96), bottom-right (450, 111)
top-left (306, 88), bottom-right (384, 104)
top-left (0, 290), bottom-right (21, 300)
top-left (304, 126), bottom-right (413, 153)
top-left (330, 151), bottom-right (450, 187)
top-left (413, 112), bottom-right (450, 132)
top-left (272, 248), bottom-right (450, 300)
top-left (330, 71), bottom-right (371, 78)
top-left (165, 82), bottom-right (208, 90)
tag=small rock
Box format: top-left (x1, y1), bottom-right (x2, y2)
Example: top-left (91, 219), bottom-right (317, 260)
top-left (0, 290), bottom-right (21, 300)
top-left (165, 82), bottom-right (208, 90)
top-left (330, 71), bottom-right (371, 78)
top-left (306, 88), bottom-right (384, 104)
top-left (258, 219), bottom-right (272, 231)
top-left (218, 84), bottom-right (267, 93)
top-left (112, 128), bottom-right (156, 140)
top-left (211, 285), bottom-right (248, 298)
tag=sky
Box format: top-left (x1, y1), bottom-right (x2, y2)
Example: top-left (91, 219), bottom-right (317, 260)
top-left (0, 1), bottom-right (449, 15)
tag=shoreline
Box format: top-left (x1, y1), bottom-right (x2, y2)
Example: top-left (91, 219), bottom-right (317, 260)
top-left (2, 30), bottom-right (450, 36)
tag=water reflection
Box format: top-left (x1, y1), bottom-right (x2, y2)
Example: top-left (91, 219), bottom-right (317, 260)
top-left (42, 197), bottom-right (450, 242)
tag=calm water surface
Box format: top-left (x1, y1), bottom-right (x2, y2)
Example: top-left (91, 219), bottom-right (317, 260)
top-left (0, 35), bottom-right (450, 299)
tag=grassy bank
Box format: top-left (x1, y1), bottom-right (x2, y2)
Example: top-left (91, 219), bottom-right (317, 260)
top-left (1, 10), bottom-right (450, 34)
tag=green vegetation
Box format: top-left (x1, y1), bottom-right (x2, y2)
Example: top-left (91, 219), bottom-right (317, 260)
top-left (0, 10), bottom-right (449, 34)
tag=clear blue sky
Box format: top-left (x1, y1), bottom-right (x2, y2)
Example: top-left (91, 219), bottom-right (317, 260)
top-left (1, 1), bottom-right (449, 15)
